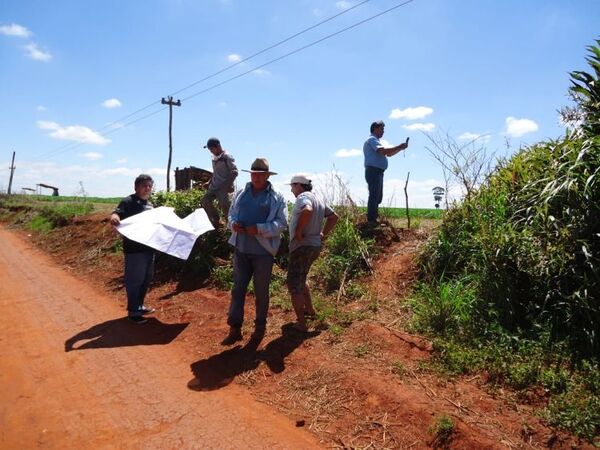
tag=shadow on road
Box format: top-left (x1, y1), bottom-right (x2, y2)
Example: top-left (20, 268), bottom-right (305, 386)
top-left (64, 317), bottom-right (188, 351)
top-left (187, 323), bottom-right (319, 391)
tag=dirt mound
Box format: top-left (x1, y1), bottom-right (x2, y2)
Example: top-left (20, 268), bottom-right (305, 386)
top-left (16, 213), bottom-right (594, 449)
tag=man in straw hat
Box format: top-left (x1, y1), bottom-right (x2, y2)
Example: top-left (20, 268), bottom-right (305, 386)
top-left (287, 173), bottom-right (338, 332)
top-left (222, 158), bottom-right (287, 345)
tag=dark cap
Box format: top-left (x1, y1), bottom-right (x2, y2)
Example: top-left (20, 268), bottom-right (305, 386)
top-left (203, 137), bottom-right (220, 149)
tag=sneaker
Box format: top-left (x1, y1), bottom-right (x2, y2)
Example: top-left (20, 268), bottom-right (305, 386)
top-left (221, 326), bottom-right (242, 346)
top-left (140, 306), bottom-right (156, 315)
top-left (128, 315), bottom-right (148, 324)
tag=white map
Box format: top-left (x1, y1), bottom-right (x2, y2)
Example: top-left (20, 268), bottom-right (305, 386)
top-left (116, 206), bottom-right (215, 260)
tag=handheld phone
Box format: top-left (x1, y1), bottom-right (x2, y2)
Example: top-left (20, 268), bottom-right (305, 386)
top-left (405, 137), bottom-right (410, 145)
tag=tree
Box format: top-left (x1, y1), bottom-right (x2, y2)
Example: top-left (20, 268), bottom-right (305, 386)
top-left (424, 130), bottom-right (494, 206)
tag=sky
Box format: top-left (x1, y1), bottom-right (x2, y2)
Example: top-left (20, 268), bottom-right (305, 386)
top-left (1, 0), bottom-right (599, 208)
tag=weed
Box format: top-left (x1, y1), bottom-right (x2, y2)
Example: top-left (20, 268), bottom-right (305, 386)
top-left (429, 414), bottom-right (455, 447)
top-left (212, 265), bottom-right (234, 290)
top-left (410, 278), bottom-right (477, 337)
top-left (392, 360), bottom-right (407, 377)
top-left (353, 343), bottom-right (370, 358)
top-left (28, 216), bottom-right (53, 232)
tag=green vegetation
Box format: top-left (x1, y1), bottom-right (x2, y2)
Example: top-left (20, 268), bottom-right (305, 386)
top-left (0, 194), bottom-right (94, 230)
top-left (26, 195), bottom-right (121, 204)
top-left (152, 189), bottom-right (205, 217)
top-left (428, 414), bottom-right (455, 447)
top-left (411, 40), bottom-right (600, 441)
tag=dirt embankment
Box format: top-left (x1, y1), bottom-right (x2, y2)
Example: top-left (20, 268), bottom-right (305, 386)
top-left (1, 214), bottom-right (593, 449)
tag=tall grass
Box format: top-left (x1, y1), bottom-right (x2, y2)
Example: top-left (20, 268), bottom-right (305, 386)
top-left (411, 40), bottom-right (600, 440)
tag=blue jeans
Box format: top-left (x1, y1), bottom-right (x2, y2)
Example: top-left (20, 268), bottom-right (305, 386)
top-left (124, 251), bottom-right (154, 317)
top-left (365, 166), bottom-right (384, 222)
top-left (228, 250), bottom-right (274, 331)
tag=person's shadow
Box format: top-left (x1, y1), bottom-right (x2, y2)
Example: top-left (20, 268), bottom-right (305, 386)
top-left (187, 323), bottom-right (319, 391)
top-left (64, 317), bottom-right (188, 352)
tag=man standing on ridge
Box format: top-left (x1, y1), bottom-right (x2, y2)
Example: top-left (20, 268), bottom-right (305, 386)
top-left (222, 158), bottom-right (287, 345)
top-left (200, 137), bottom-right (238, 228)
top-left (363, 120), bottom-right (409, 224)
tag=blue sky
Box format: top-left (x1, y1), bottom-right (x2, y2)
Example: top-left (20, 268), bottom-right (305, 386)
top-left (1, 0), bottom-right (599, 207)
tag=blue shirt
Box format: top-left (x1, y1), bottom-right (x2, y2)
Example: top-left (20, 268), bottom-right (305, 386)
top-left (363, 134), bottom-right (388, 170)
top-left (235, 185), bottom-right (273, 255)
top-left (228, 181), bottom-right (288, 256)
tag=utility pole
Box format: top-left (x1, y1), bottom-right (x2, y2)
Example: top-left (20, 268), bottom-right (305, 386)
top-left (7, 151), bottom-right (16, 195)
top-left (161, 96), bottom-right (181, 192)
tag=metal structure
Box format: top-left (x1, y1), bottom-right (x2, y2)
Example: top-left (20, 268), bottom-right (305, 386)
top-left (37, 183), bottom-right (59, 196)
top-left (174, 166), bottom-right (212, 191)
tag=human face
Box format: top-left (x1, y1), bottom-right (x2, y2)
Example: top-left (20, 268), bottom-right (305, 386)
top-left (135, 180), bottom-right (153, 200)
top-left (290, 183), bottom-right (303, 197)
top-left (374, 125), bottom-right (384, 138)
top-left (207, 144), bottom-right (223, 156)
top-left (250, 172), bottom-right (269, 191)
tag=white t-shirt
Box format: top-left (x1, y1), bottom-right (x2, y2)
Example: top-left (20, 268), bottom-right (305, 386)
top-left (289, 191), bottom-right (334, 252)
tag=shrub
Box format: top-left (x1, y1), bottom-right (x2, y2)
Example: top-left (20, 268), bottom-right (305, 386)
top-left (152, 189), bottom-right (205, 217)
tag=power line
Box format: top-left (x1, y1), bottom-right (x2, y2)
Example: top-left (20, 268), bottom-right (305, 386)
top-left (181, 0), bottom-right (415, 103)
top-left (34, 1), bottom-right (371, 161)
top-left (36, 0), bottom-right (415, 161)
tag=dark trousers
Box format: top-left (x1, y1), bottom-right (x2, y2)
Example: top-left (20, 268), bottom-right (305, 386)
top-left (228, 250), bottom-right (274, 331)
top-left (124, 251), bottom-right (154, 316)
top-left (365, 166), bottom-right (384, 222)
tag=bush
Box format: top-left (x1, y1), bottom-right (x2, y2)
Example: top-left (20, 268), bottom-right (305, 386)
top-left (152, 189), bottom-right (205, 217)
top-left (314, 209), bottom-right (373, 292)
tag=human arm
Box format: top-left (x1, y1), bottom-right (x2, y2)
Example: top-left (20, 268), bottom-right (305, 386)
top-left (377, 140), bottom-right (408, 157)
top-left (294, 205), bottom-right (313, 241)
top-left (110, 198), bottom-right (127, 226)
top-left (321, 211), bottom-right (339, 242)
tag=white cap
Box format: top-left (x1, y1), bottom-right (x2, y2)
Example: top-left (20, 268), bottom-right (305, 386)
top-left (288, 173), bottom-right (311, 185)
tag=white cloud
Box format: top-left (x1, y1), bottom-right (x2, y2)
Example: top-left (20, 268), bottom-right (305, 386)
top-left (334, 148), bottom-right (362, 158)
top-left (402, 122), bottom-right (436, 132)
top-left (102, 98), bottom-right (122, 109)
top-left (36, 105), bottom-right (47, 112)
top-left (146, 168), bottom-right (167, 176)
top-left (24, 42), bottom-right (52, 62)
top-left (458, 132), bottom-right (491, 143)
top-left (389, 106), bottom-right (433, 120)
top-left (505, 116), bottom-right (539, 137)
top-left (252, 69), bottom-right (270, 76)
top-left (0, 23), bottom-right (32, 38)
top-left (36, 120), bottom-right (110, 145)
top-left (115, 158), bottom-right (128, 164)
top-left (81, 152), bottom-right (103, 161)
top-left (228, 53), bottom-right (242, 63)
top-left (335, 1), bottom-right (353, 9)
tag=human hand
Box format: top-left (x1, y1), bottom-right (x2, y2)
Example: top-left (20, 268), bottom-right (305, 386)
top-left (232, 222), bottom-right (245, 233)
top-left (245, 225), bottom-right (259, 236)
top-left (110, 214), bottom-right (120, 226)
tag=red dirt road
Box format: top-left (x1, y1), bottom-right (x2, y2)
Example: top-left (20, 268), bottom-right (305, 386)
top-left (0, 228), bottom-right (320, 449)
